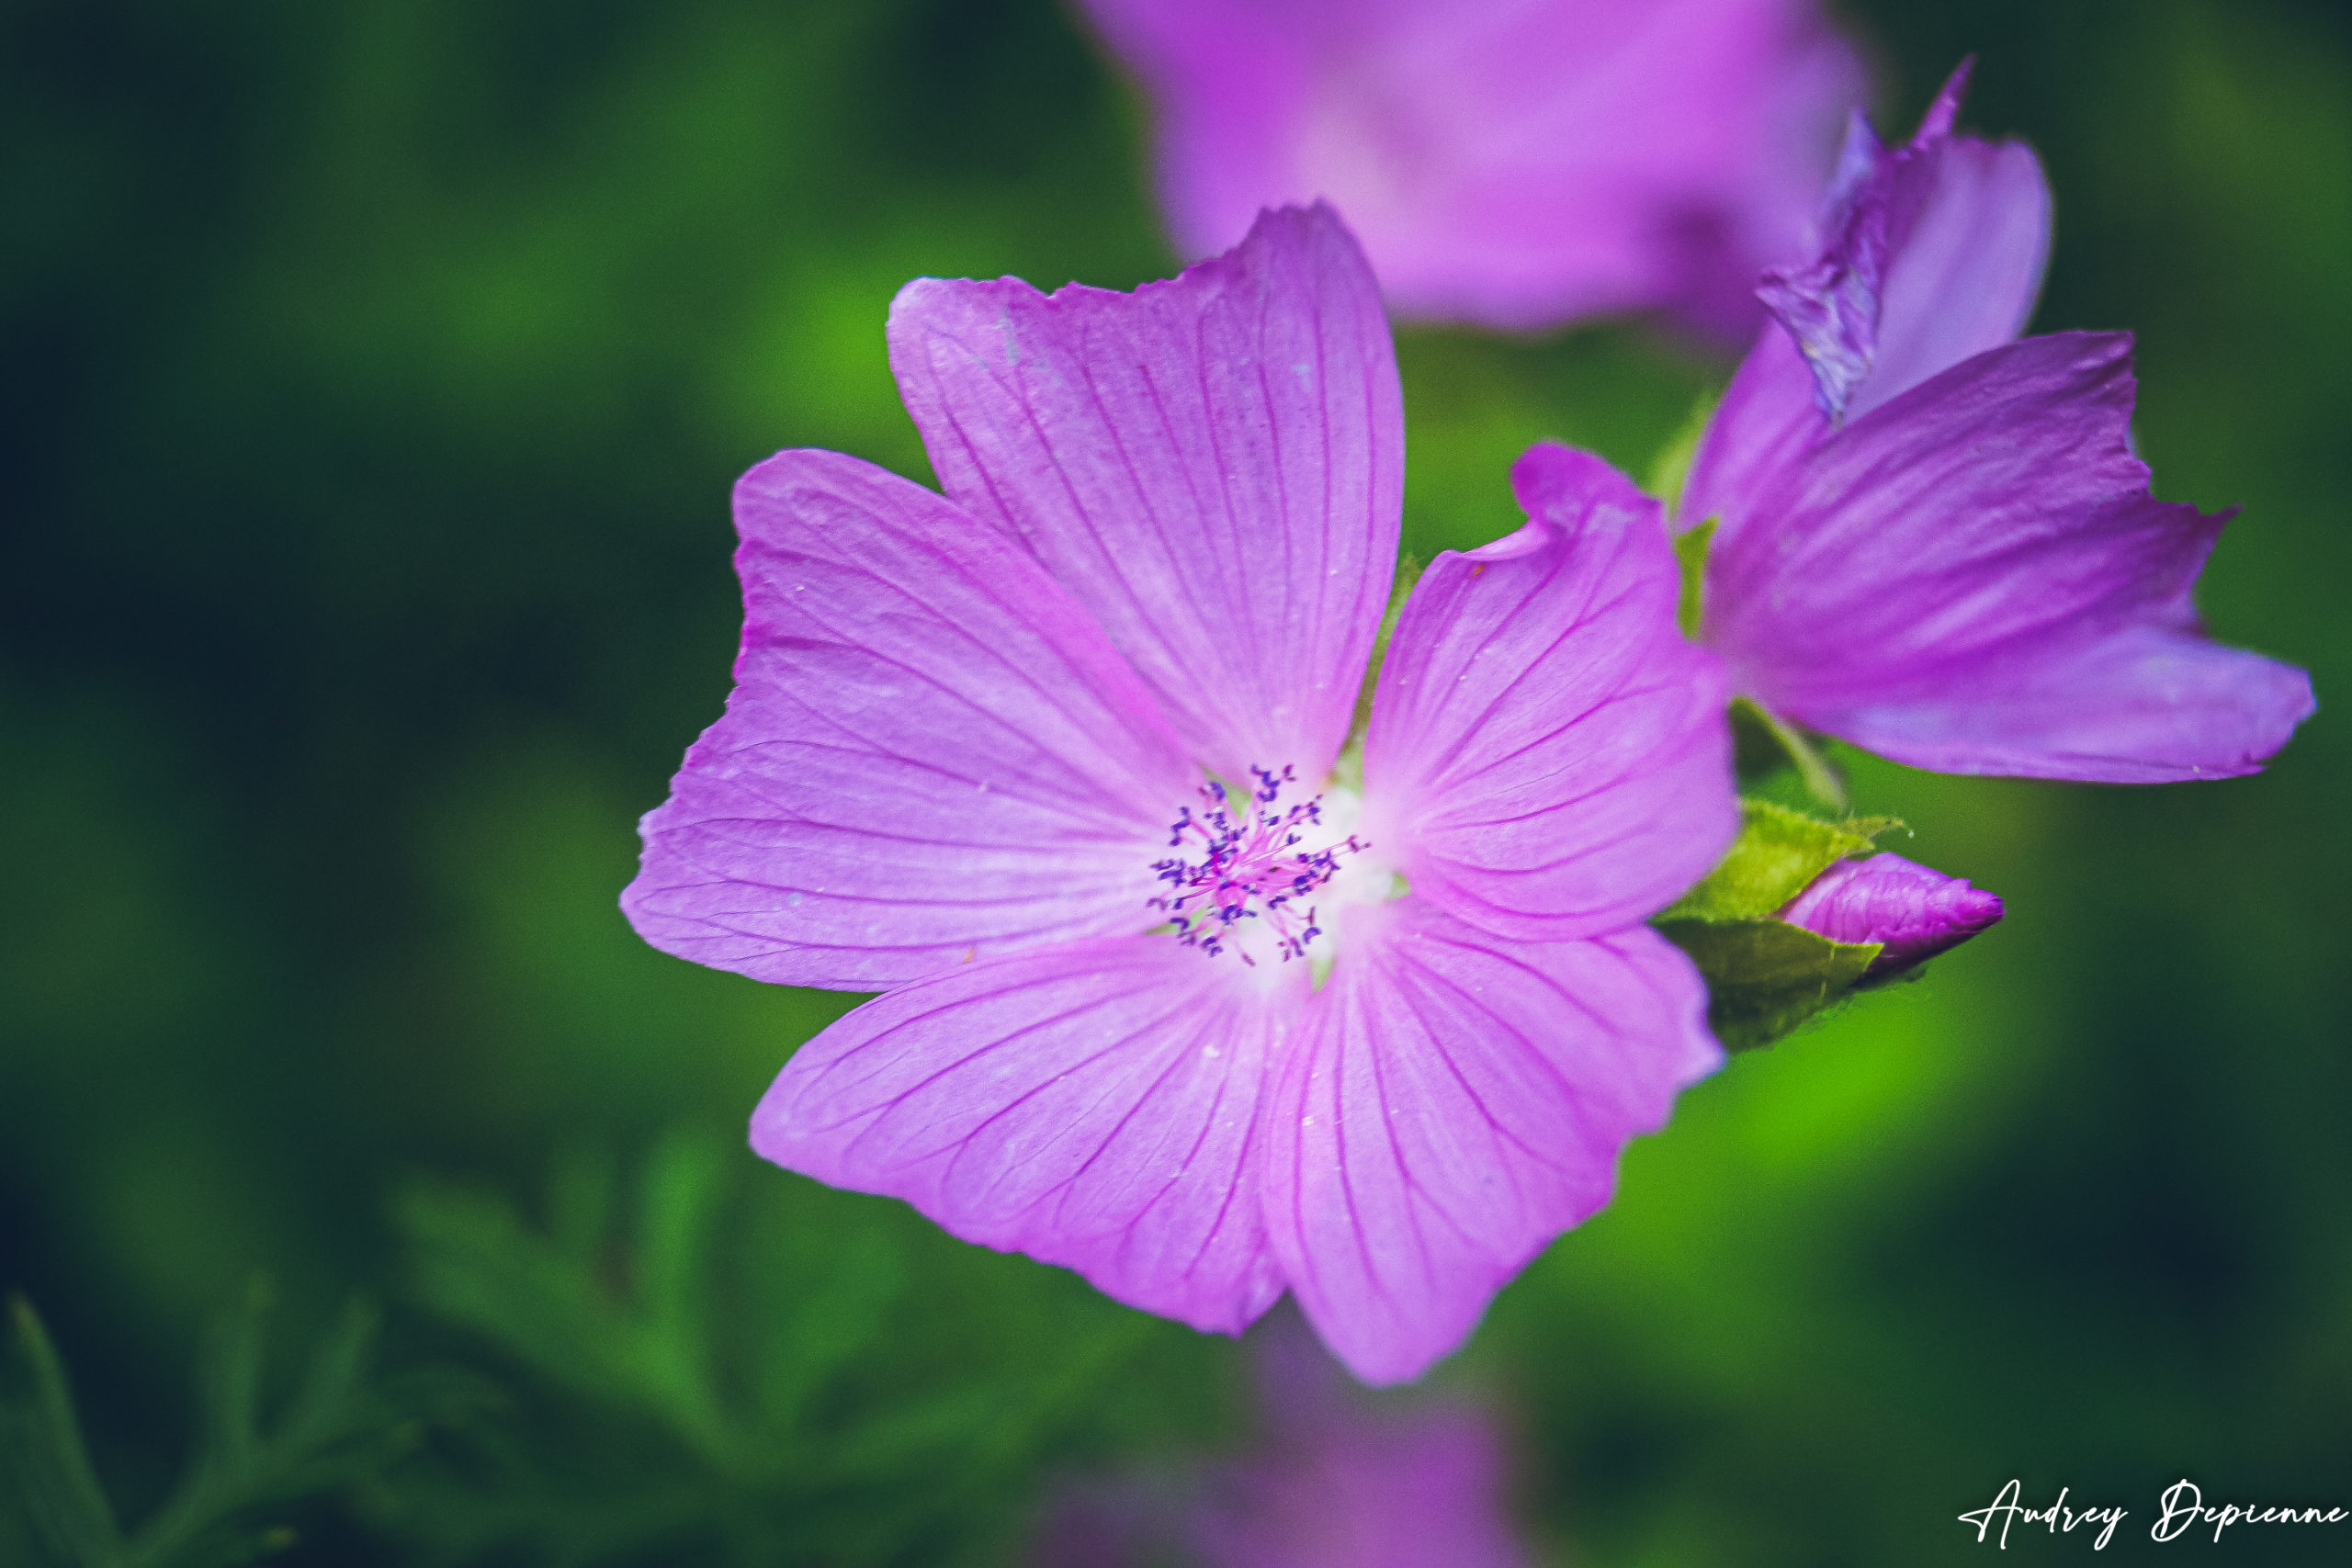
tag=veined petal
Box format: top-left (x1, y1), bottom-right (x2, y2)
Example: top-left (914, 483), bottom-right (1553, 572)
top-left (1365, 445), bottom-right (1736, 942)
top-left (1262, 899), bottom-right (1719, 1385)
top-left (1849, 133), bottom-right (2050, 423)
top-left (623, 452), bottom-right (1198, 991)
top-left (1813, 625), bottom-right (2317, 784)
top-left (1693, 62), bottom-right (2048, 531)
top-left (1756, 62), bottom-right (2050, 423)
top-left (753, 936), bottom-right (1304, 1335)
top-left (888, 204), bottom-right (1401, 784)
top-left (1707, 331), bottom-right (2314, 779)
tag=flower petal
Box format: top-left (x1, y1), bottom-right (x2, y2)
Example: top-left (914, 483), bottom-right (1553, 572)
top-left (1706, 331), bottom-right (2315, 780)
top-left (1262, 899), bottom-right (1719, 1384)
top-left (888, 204), bottom-right (1400, 783)
top-left (623, 451), bottom-right (1198, 990)
top-left (1692, 62), bottom-right (2048, 526)
top-left (1365, 444), bottom-right (1736, 942)
top-left (1849, 133), bottom-right (2050, 423)
top-left (1677, 316), bottom-right (1822, 533)
top-left (1779, 852), bottom-right (2004, 975)
top-left (1812, 626), bottom-right (2317, 784)
top-left (1756, 62), bottom-right (2049, 424)
top-left (752, 936), bottom-right (1303, 1335)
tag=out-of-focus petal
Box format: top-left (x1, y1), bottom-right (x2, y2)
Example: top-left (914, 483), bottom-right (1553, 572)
top-left (1262, 899), bottom-right (1718, 1384)
top-left (1365, 444), bottom-right (1735, 943)
top-left (1705, 331), bottom-right (2314, 780)
top-left (752, 936), bottom-right (1306, 1335)
top-left (1080, 0), bottom-right (1866, 334)
top-left (888, 204), bottom-right (1399, 784)
top-left (623, 451), bottom-right (1197, 991)
top-left (1814, 626), bottom-right (2317, 784)
top-left (1779, 852), bottom-right (2003, 975)
top-left (1198, 1406), bottom-right (1529, 1568)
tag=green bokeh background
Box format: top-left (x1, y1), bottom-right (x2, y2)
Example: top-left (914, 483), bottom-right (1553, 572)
top-left (4, 0), bottom-right (2346, 1562)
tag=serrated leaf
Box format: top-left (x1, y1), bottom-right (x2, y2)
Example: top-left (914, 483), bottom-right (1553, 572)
top-left (195, 1282), bottom-right (271, 1488)
top-left (1657, 918), bottom-right (1883, 1051)
top-left (1662, 799), bottom-right (1899, 923)
top-left (5, 1295), bottom-right (126, 1567)
top-left (397, 1137), bottom-right (744, 1472)
top-left (1673, 517), bottom-right (1716, 638)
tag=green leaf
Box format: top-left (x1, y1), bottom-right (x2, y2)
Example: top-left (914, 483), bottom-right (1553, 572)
top-left (396, 1132), bottom-right (744, 1472)
top-left (6, 1288), bottom-right (442, 1568)
top-left (195, 1283), bottom-right (271, 1491)
top-left (1662, 799), bottom-right (1899, 923)
top-left (5, 1294), bottom-right (126, 1567)
top-left (1729, 696), bottom-right (1848, 810)
top-left (752, 1232), bottom-right (906, 1432)
top-left (1657, 918), bottom-right (1884, 1052)
top-left (1673, 517), bottom-right (1716, 638)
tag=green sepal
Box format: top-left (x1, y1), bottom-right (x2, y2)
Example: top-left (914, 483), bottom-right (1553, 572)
top-left (1347, 553), bottom-right (1424, 749)
top-left (1730, 695), bottom-right (1848, 810)
top-left (1654, 797), bottom-right (1903, 1050)
top-left (1657, 917), bottom-right (1884, 1051)
top-left (1660, 798), bottom-right (1899, 924)
top-left (1672, 517), bottom-right (1716, 638)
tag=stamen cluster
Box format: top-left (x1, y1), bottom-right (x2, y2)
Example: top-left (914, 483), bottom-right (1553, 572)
top-left (1150, 765), bottom-right (1363, 964)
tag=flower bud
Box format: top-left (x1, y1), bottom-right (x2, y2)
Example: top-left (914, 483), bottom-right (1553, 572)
top-left (1779, 852), bottom-right (2003, 977)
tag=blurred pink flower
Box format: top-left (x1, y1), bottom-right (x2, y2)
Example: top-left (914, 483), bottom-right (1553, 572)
top-left (1077, 0), bottom-right (1868, 334)
top-left (1036, 1312), bottom-right (1532, 1567)
top-left (1668, 64), bottom-right (2315, 782)
top-left (623, 206), bottom-right (1735, 1384)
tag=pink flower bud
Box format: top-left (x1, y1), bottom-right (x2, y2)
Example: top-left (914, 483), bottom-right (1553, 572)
top-left (1779, 852), bottom-right (2003, 976)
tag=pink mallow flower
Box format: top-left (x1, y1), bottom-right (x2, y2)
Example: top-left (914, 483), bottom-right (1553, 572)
top-left (1672, 63), bottom-right (2315, 781)
top-left (621, 205), bottom-right (1735, 1383)
top-left (1781, 852), bottom-right (2003, 977)
top-left (1076, 0), bottom-right (1867, 335)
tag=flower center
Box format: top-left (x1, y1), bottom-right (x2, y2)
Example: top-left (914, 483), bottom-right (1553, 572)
top-left (1149, 765), bottom-right (1368, 966)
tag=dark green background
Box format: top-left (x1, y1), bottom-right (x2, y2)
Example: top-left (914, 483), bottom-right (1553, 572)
top-left (4, 0), bottom-right (2346, 1562)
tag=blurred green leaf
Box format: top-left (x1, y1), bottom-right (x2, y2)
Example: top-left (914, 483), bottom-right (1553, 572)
top-left (4, 1287), bottom-right (464, 1568)
top-left (4, 1295), bottom-right (126, 1567)
top-left (384, 1129), bottom-right (1168, 1566)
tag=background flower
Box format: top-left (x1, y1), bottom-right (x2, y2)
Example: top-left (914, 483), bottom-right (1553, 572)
top-left (1678, 66), bottom-right (2316, 782)
top-left (1078, 0), bottom-right (1869, 334)
top-left (1035, 1308), bottom-right (1532, 1567)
